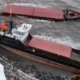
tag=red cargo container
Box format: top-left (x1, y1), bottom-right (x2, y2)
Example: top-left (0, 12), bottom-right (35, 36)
top-left (4, 5), bottom-right (34, 16)
top-left (33, 8), bottom-right (64, 20)
top-left (28, 38), bottom-right (72, 58)
top-left (3, 5), bottom-right (80, 21)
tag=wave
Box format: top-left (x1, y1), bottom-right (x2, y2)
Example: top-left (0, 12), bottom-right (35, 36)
top-left (60, 0), bottom-right (80, 9)
top-left (17, 16), bottom-right (52, 23)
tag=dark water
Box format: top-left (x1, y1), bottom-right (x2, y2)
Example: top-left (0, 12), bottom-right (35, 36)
top-left (0, 0), bottom-right (80, 80)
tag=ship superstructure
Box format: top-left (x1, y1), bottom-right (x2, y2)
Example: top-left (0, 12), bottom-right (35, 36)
top-left (0, 22), bottom-right (32, 43)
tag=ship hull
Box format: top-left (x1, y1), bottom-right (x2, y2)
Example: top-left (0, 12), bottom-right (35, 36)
top-left (3, 5), bottom-right (80, 21)
top-left (0, 35), bottom-right (80, 73)
top-left (0, 44), bottom-right (79, 74)
top-left (0, 35), bottom-right (24, 49)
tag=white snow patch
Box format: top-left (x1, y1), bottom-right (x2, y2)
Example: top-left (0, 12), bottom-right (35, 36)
top-left (17, 70), bottom-right (39, 80)
top-left (0, 63), bottom-right (6, 80)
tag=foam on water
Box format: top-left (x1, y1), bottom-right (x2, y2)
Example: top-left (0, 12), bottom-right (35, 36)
top-left (34, 35), bottom-right (80, 50)
top-left (17, 16), bottom-right (52, 23)
top-left (60, 0), bottom-right (80, 9)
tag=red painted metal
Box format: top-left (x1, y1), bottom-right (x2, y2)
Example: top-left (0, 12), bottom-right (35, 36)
top-left (68, 12), bottom-right (80, 19)
top-left (3, 5), bottom-right (64, 20)
top-left (3, 5), bottom-right (80, 20)
top-left (28, 38), bottom-right (72, 58)
top-left (33, 8), bottom-right (64, 20)
top-left (4, 5), bottom-right (34, 16)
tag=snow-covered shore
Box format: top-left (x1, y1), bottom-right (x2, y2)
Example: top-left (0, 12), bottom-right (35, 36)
top-left (0, 63), bottom-right (6, 80)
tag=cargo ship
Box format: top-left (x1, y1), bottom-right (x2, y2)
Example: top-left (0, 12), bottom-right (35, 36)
top-left (0, 20), bottom-right (80, 73)
top-left (2, 4), bottom-right (80, 21)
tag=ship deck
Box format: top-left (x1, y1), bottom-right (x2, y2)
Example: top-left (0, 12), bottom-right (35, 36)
top-left (4, 5), bottom-right (34, 16)
top-left (28, 37), bottom-right (72, 58)
top-left (24, 37), bottom-right (80, 63)
top-left (33, 8), bottom-right (63, 20)
top-left (3, 5), bottom-right (64, 21)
